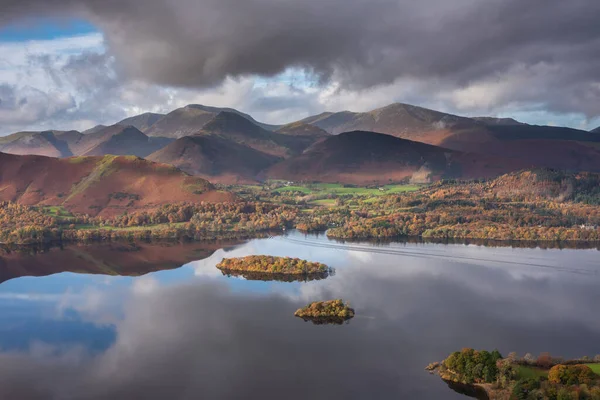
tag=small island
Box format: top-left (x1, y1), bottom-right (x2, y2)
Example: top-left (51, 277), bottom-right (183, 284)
top-left (427, 348), bottom-right (600, 400)
top-left (216, 255), bottom-right (333, 281)
top-left (294, 299), bottom-right (355, 325)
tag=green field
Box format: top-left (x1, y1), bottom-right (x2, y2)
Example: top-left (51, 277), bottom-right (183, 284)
top-left (587, 364), bottom-right (600, 375)
top-left (73, 222), bottom-right (188, 231)
top-left (273, 183), bottom-right (420, 196)
top-left (274, 186), bottom-right (313, 194)
top-left (311, 199), bottom-right (337, 206)
top-left (516, 364), bottom-right (600, 380)
top-left (517, 365), bottom-right (549, 380)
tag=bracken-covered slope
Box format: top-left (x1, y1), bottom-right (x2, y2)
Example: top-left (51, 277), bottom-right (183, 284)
top-left (266, 131), bottom-right (510, 184)
top-left (0, 152), bottom-right (234, 216)
top-left (147, 135), bottom-right (281, 183)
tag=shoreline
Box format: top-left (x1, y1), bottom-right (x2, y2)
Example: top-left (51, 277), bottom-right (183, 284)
top-left (3, 229), bottom-right (600, 250)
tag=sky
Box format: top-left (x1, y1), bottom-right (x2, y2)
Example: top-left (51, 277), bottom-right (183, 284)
top-left (0, 0), bottom-right (599, 135)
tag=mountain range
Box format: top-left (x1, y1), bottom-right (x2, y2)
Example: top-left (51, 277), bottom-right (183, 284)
top-left (2, 102), bottom-right (600, 185)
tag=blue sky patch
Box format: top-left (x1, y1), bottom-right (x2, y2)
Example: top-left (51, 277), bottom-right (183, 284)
top-left (0, 18), bottom-right (98, 42)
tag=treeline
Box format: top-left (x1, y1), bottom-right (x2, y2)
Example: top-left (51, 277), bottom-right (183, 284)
top-left (431, 348), bottom-right (600, 400)
top-left (320, 180), bottom-right (600, 242)
top-left (0, 202), bottom-right (297, 244)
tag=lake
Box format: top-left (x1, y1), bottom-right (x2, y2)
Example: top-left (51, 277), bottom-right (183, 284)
top-left (0, 230), bottom-right (599, 399)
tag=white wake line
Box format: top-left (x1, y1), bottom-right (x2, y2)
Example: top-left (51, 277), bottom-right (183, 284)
top-left (278, 236), bottom-right (599, 276)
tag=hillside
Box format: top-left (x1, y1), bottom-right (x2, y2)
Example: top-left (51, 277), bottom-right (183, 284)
top-left (298, 103), bottom-right (600, 172)
top-left (298, 103), bottom-right (479, 139)
top-left (117, 112), bottom-right (164, 132)
top-left (147, 135), bottom-right (281, 183)
top-left (0, 125), bottom-right (172, 159)
top-left (275, 122), bottom-right (329, 137)
top-left (472, 117), bottom-right (524, 126)
top-left (194, 112), bottom-right (320, 157)
top-left (484, 169), bottom-right (600, 203)
top-left (82, 125), bottom-right (108, 135)
top-left (592, 127), bottom-right (600, 133)
top-left (76, 125), bottom-right (172, 157)
top-left (0, 152), bottom-right (234, 216)
top-left (144, 104), bottom-right (278, 138)
top-left (0, 130), bottom-right (83, 158)
top-left (266, 131), bottom-right (509, 184)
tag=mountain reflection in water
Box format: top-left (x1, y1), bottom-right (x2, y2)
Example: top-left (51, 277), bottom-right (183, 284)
top-left (0, 231), bottom-right (597, 399)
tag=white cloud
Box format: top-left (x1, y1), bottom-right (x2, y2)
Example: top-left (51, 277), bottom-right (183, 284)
top-left (1, 31), bottom-right (599, 136)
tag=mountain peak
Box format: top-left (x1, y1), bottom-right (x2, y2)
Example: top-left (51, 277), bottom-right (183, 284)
top-left (473, 117), bottom-right (525, 126)
top-left (118, 112), bottom-right (164, 132)
top-left (202, 111), bottom-right (263, 133)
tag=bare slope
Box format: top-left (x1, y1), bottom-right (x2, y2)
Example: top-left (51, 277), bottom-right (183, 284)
top-left (117, 112), bottom-right (164, 132)
top-left (76, 125), bottom-right (172, 158)
top-left (266, 131), bottom-right (510, 184)
top-left (147, 135), bottom-right (281, 183)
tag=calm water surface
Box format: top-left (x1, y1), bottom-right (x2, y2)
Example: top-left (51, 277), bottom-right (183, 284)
top-left (0, 231), bottom-right (599, 399)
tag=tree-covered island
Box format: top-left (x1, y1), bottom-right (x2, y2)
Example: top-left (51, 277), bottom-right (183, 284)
top-left (216, 255), bottom-right (333, 281)
top-left (294, 299), bottom-right (355, 325)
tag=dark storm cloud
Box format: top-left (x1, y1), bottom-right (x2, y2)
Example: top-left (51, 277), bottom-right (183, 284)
top-left (1, 0), bottom-right (600, 118)
top-left (1, 0), bottom-right (598, 86)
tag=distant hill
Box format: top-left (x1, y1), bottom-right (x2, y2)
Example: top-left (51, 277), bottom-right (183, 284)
top-left (0, 152), bottom-right (234, 216)
top-left (472, 117), bottom-right (524, 126)
top-left (0, 126), bottom-right (173, 159)
top-left (82, 125), bottom-right (108, 135)
top-left (117, 112), bottom-right (164, 132)
top-left (266, 131), bottom-right (510, 184)
top-left (592, 127), bottom-right (600, 133)
top-left (144, 104), bottom-right (278, 138)
top-left (147, 135), bottom-right (281, 183)
top-left (75, 125), bottom-right (173, 158)
top-left (194, 112), bottom-right (321, 157)
top-left (298, 103), bottom-right (479, 139)
top-left (297, 103), bottom-right (600, 172)
top-left (275, 122), bottom-right (330, 137)
top-left (3, 102), bottom-right (600, 181)
top-left (147, 113), bottom-right (324, 182)
top-left (0, 130), bottom-right (83, 158)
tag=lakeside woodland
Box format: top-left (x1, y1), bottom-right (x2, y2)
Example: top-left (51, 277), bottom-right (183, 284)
top-left (428, 348), bottom-right (600, 400)
top-left (1, 169), bottom-right (600, 246)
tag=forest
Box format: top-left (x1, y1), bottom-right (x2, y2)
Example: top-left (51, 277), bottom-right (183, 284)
top-left (1, 169), bottom-right (600, 245)
top-left (429, 348), bottom-right (600, 400)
